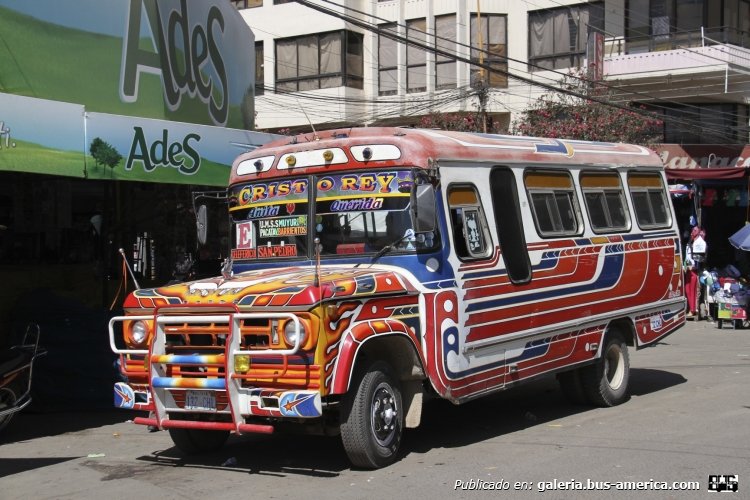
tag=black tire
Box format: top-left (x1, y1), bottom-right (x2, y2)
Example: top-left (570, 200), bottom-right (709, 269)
top-left (0, 387), bottom-right (18, 432)
top-left (340, 361), bottom-right (403, 469)
top-left (580, 332), bottom-right (630, 407)
top-left (557, 369), bottom-right (587, 405)
top-left (717, 319), bottom-right (723, 329)
top-left (168, 428), bottom-right (230, 454)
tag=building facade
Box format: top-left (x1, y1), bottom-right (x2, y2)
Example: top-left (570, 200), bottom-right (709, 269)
top-left (238, 0), bottom-right (750, 145)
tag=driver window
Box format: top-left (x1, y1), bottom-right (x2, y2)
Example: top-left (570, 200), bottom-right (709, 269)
top-left (448, 185), bottom-right (491, 260)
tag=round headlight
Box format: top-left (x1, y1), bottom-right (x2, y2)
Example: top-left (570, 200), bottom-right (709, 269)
top-left (130, 320), bottom-right (149, 346)
top-left (283, 319), bottom-right (307, 348)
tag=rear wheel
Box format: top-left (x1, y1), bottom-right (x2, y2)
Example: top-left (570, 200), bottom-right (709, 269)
top-left (0, 387), bottom-right (18, 432)
top-left (580, 332), bottom-right (630, 407)
top-left (340, 361), bottom-right (403, 469)
top-left (168, 428), bottom-right (230, 454)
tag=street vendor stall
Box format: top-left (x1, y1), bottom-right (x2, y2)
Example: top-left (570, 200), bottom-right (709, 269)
top-left (712, 277), bottom-right (748, 329)
top-left (716, 223), bottom-right (750, 329)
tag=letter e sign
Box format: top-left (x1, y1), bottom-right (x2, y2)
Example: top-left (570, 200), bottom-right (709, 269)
top-left (237, 222), bottom-right (254, 249)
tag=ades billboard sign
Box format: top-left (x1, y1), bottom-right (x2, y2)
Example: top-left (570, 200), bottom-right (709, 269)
top-left (0, 0), bottom-right (275, 185)
top-left (0, 0), bottom-right (254, 128)
top-left (0, 93), bottom-right (278, 186)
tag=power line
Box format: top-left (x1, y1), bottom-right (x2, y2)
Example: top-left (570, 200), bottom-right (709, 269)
top-left (305, 0), bottom-right (746, 138)
top-left (524, 0), bottom-right (750, 123)
top-left (291, 0), bottom-right (746, 140)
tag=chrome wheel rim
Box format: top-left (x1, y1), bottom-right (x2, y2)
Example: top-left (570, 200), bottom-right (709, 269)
top-left (370, 382), bottom-right (398, 446)
top-left (604, 344), bottom-right (625, 390)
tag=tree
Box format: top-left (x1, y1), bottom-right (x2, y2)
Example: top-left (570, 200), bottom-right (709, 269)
top-left (89, 137), bottom-right (122, 171)
top-left (512, 69), bottom-right (663, 145)
top-left (419, 110), bottom-right (506, 133)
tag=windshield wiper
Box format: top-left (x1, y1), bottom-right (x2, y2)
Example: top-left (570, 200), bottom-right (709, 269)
top-left (354, 234), bottom-right (407, 268)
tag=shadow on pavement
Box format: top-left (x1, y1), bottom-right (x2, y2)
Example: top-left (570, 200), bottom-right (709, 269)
top-left (0, 290), bottom-right (129, 444)
top-left (137, 432), bottom-right (349, 477)
top-left (132, 368), bottom-right (686, 475)
top-left (629, 368), bottom-right (687, 396)
top-left (0, 409), bottom-right (131, 444)
top-left (0, 456), bottom-right (81, 478)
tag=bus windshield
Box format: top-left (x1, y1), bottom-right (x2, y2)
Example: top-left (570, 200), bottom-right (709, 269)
top-left (228, 169), bottom-right (437, 261)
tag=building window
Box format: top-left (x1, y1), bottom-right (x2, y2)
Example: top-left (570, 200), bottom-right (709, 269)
top-left (255, 42), bottom-right (264, 96)
top-left (645, 103), bottom-right (743, 144)
top-left (406, 18), bottom-right (427, 93)
top-left (529, 2), bottom-right (604, 71)
top-left (275, 30), bottom-right (364, 92)
top-left (378, 16), bottom-right (457, 95)
top-left (627, 0), bottom-right (750, 52)
top-left (345, 31), bottom-right (364, 90)
top-left (724, 0), bottom-right (750, 46)
top-left (628, 173), bottom-right (671, 229)
top-left (470, 14), bottom-right (508, 87)
top-left (525, 171), bottom-right (582, 237)
top-left (379, 23), bottom-right (398, 96)
top-left (232, 0), bottom-right (262, 9)
top-left (580, 172), bottom-right (630, 233)
top-left (447, 185), bottom-right (492, 260)
top-left (435, 15), bottom-right (457, 90)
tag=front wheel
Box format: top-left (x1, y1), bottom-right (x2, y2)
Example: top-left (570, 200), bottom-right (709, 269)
top-left (168, 428), bottom-right (230, 454)
top-left (580, 332), bottom-right (630, 407)
top-left (340, 361), bottom-right (403, 469)
top-left (0, 387), bottom-right (18, 432)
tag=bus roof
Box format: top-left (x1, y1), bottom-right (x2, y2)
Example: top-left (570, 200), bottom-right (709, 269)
top-left (230, 127), bottom-right (663, 183)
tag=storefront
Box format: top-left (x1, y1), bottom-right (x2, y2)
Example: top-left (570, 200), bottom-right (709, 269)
top-left (658, 144), bottom-right (750, 268)
top-left (657, 144), bottom-right (750, 321)
top-left (0, 0), bottom-right (277, 347)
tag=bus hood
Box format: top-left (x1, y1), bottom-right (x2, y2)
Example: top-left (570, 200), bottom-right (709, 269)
top-left (123, 266), bottom-right (419, 310)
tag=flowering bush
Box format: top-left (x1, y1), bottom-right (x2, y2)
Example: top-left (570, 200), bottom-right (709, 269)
top-left (419, 111), bottom-right (505, 134)
top-left (511, 69), bottom-right (663, 145)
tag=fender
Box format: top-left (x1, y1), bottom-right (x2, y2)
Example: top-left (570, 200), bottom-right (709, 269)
top-left (329, 319), bottom-right (425, 395)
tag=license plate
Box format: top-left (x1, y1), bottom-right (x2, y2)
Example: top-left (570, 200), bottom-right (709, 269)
top-left (185, 390), bottom-right (216, 411)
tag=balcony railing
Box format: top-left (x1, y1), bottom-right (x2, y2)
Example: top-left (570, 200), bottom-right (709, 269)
top-left (607, 26), bottom-right (750, 56)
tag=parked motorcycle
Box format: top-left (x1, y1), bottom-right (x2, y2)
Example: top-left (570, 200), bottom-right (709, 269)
top-left (0, 323), bottom-right (45, 432)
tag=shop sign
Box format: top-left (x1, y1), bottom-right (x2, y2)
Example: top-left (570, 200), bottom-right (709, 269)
top-left (86, 111), bottom-right (273, 185)
top-left (0, 93), bottom-right (278, 185)
top-left (654, 144), bottom-right (750, 169)
top-left (0, 93), bottom-right (86, 176)
top-left (0, 0), bottom-right (254, 129)
top-left (126, 127), bottom-right (201, 175)
top-left (120, 0), bottom-right (230, 126)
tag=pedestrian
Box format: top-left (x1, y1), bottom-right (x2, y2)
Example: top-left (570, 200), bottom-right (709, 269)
top-left (685, 226), bottom-right (707, 318)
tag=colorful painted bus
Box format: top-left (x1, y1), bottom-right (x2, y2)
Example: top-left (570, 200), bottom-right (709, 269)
top-left (109, 127), bottom-right (685, 468)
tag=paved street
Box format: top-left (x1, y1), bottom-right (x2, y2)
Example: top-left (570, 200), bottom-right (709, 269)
top-left (1, 319), bottom-right (748, 499)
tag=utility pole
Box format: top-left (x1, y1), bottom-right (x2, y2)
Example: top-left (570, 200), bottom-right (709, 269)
top-left (476, 0), bottom-right (488, 133)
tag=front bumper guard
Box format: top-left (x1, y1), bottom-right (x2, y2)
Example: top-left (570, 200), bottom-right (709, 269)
top-left (109, 311), bottom-right (322, 434)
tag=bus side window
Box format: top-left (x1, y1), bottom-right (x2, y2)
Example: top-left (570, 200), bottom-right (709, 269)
top-left (448, 207), bottom-right (469, 257)
top-left (580, 171), bottom-right (631, 233)
top-left (447, 185), bottom-right (491, 260)
top-left (627, 172), bottom-right (671, 229)
top-left (524, 170), bottom-right (582, 238)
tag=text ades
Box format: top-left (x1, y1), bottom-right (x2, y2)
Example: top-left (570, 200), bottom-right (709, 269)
top-left (120, 0), bottom-right (229, 126)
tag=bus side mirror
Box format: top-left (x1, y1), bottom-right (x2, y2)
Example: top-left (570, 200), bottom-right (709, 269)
top-left (411, 184), bottom-right (435, 233)
top-left (196, 204), bottom-right (208, 246)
